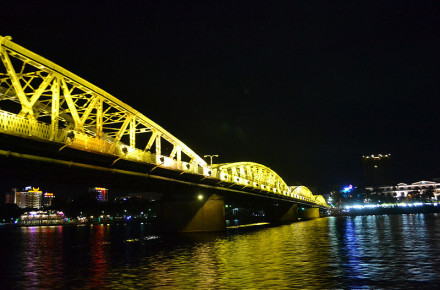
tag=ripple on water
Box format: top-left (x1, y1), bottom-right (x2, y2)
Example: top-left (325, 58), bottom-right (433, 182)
top-left (1, 215), bottom-right (440, 288)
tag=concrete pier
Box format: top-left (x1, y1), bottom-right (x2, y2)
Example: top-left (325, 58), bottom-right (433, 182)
top-left (300, 207), bottom-right (320, 219)
top-left (266, 203), bottom-right (299, 223)
top-left (160, 193), bottom-right (225, 232)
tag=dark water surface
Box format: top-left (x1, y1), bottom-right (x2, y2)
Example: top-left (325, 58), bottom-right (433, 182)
top-left (1, 214), bottom-right (440, 289)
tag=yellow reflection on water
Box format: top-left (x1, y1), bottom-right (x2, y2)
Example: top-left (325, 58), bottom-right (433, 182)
top-left (8, 215), bottom-right (440, 288)
top-left (107, 218), bottom-right (335, 289)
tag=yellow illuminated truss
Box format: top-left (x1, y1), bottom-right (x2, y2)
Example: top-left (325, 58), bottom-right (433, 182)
top-left (0, 35), bottom-right (328, 208)
top-left (0, 35), bottom-right (206, 171)
top-left (212, 162), bottom-right (328, 207)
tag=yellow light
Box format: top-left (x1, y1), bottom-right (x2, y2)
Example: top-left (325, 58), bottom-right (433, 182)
top-left (198, 194), bottom-right (203, 200)
top-left (182, 162), bottom-right (191, 170)
top-left (163, 157), bottom-right (174, 167)
top-left (28, 187), bottom-right (42, 193)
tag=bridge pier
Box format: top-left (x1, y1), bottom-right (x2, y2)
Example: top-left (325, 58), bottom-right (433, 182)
top-left (266, 203), bottom-right (298, 224)
top-left (160, 193), bottom-right (225, 233)
top-left (299, 207), bottom-right (320, 219)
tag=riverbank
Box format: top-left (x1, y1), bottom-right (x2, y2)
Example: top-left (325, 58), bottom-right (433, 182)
top-left (333, 204), bottom-right (440, 216)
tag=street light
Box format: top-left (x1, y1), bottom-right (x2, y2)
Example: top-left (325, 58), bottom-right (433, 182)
top-left (204, 154), bottom-right (219, 165)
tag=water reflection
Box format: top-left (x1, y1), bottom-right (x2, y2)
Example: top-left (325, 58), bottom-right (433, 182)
top-left (328, 215), bottom-right (440, 288)
top-left (89, 225), bottom-right (110, 288)
top-left (107, 219), bottom-right (337, 289)
top-left (2, 215), bottom-right (440, 288)
top-left (20, 226), bottom-right (64, 289)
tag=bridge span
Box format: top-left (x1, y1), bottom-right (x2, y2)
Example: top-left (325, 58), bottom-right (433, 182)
top-left (0, 35), bottom-right (328, 231)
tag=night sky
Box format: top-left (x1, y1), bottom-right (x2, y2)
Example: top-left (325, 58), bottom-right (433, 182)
top-left (2, 1), bottom-right (440, 193)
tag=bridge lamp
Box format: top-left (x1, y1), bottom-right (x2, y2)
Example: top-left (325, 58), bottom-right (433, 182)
top-left (163, 157), bottom-right (174, 167)
top-left (66, 131), bottom-right (75, 141)
top-left (204, 154), bottom-right (219, 165)
top-left (203, 168), bottom-right (212, 176)
top-left (198, 194), bottom-right (204, 200)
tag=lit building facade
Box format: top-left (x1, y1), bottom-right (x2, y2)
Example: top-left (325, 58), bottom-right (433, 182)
top-left (43, 193), bottom-right (55, 207)
top-left (366, 180), bottom-right (440, 200)
top-left (89, 187), bottom-right (108, 203)
top-left (4, 187), bottom-right (55, 209)
top-left (362, 154), bottom-right (392, 186)
top-left (4, 192), bottom-right (14, 204)
top-left (14, 187), bottom-right (43, 209)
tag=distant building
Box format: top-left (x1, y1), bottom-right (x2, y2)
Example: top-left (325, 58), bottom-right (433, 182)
top-left (4, 187), bottom-right (55, 209)
top-left (362, 154), bottom-right (392, 186)
top-left (89, 187), bottom-right (108, 203)
top-left (115, 192), bottom-right (163, 202)
top-left (4, 191), bottom-right (14, 204)
top-left (43, 193), bottom-right (55, 207)
top-left (366, 180), bottom-right (440, 200)
top-left (14, 187), bottom-right (43, 209)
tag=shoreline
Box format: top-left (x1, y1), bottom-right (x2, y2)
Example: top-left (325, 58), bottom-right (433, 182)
top-left (332, 204), bottom-right (440, 216)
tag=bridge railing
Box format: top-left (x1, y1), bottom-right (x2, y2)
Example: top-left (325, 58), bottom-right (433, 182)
top-left (0, 110), bottom-right (215, 175)
top-left (1, 110), bottom-right (328, 206)
top-left (1, 36), bottom-right (330, 208)
top-left (0, 110), bottom-right (51, 140)
top-left (69, 131), bottom-right (216, 176)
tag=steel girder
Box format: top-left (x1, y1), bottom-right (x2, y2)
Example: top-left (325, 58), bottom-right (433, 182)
top-left (0, 35), bottom-right (206, 173)
top-left (212, 162), bottom-right (328, 207)
top-left (0, 35), bottom-right (328, 208)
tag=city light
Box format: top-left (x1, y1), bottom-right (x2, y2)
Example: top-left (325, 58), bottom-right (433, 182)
top-left (341, 185), bottom-right (353, 194)
top-left (343, 202), bottom-right (437, 211)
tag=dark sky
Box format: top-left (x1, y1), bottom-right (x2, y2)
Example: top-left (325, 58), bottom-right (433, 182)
top-left (2, 1), bottom-right (440, 192)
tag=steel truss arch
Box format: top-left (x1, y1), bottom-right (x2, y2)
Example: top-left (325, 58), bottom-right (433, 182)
top-left (212, 162), bottom-right (290, 194)
top-left (0, 35), bottom-right (207, 173)
top-left (212, 162), bottom-right (328, 207)
top-left (0, 35), bottom-right (328, 208)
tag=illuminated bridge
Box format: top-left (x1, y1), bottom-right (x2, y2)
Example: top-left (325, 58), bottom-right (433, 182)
top-left (0, 35), bottom-right (328, 231)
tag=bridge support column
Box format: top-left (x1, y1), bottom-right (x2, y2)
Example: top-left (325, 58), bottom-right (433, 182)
top-left (160, 193), bottom-right (225, 233)
top-left (267, 203), bottom-right (298, 224)
top-left (299, 207), bottom-right (320, 219)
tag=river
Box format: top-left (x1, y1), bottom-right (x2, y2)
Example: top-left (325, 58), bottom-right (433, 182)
top-left (1, 214), bottom-right (440, 289)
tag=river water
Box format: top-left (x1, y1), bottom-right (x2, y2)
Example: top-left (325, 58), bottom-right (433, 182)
top-left (1, 214), bottom-right (440, 289)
